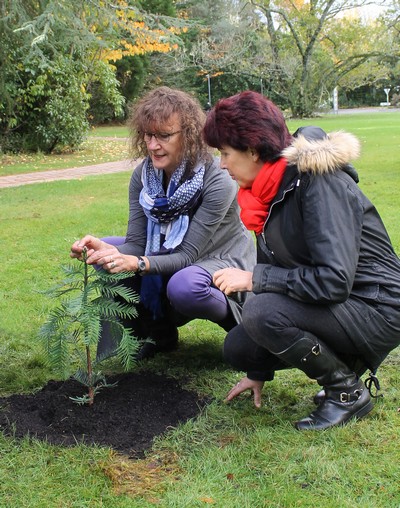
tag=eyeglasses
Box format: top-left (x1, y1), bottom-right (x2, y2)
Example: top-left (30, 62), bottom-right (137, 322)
top-left (143, 130), bottom-right (182, 144)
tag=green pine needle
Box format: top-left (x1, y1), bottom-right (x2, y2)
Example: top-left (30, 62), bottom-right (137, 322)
top-left (38, 256), bottom-right (141, 404)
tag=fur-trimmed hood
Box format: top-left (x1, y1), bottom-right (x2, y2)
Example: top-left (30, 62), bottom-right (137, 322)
top-left (282, 130), bottom-right (361, 176)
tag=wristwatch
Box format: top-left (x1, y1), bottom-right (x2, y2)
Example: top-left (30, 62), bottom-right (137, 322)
top-left (137, 256), bottom-right (147, 274)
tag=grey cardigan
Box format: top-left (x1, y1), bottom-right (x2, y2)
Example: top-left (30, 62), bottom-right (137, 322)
top-left (118, 157), bottom-right (257, 317)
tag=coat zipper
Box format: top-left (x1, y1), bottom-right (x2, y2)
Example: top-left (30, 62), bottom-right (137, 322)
top-left (261, 178), bottom-right (300, 245)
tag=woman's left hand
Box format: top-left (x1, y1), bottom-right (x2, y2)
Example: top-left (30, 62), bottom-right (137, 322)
top-left (225, 376), bottom-right (265, 408)
top-left (213, 267), bottom-right (253, 295)
top-left (87, 248), bottom-right (138, 273)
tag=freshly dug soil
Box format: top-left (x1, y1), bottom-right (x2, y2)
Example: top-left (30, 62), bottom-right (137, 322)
top-left (0, 371), bottom-right (209, 458)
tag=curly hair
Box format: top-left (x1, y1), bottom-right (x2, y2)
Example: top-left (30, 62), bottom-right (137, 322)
top-left (203, 91), bottom-right (292, 162)
top-left (128, 86), bottom-right (210, 174)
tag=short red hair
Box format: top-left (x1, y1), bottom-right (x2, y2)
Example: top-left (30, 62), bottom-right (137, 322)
top-left (203, 91), bottom-right (292, 162)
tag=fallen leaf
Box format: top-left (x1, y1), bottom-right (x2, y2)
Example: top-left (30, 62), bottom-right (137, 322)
top-left (200, 497), bottom-right (216, 504)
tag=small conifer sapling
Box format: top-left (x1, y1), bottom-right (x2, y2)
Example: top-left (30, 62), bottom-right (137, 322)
top-left (39, 248), bottom-right (140, 405)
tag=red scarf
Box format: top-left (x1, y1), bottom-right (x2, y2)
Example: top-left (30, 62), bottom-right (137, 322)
top-left (238, 158), bottom-right (287, 235)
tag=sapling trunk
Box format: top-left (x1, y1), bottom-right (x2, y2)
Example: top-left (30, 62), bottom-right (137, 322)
top-left (86, 345), bottom-right (94, 405)
top-left (82, 249), bottom-right (94, 405)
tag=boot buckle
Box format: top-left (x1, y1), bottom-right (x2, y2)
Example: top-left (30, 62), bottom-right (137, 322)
top-left (301, 344), bottom-right (321, 363)
top-left (311, 345), bottom-right (321, 356)
top-left (339, 389), bottom-right (362, 403)
top-left (340, 392), bottom-right (350, 403)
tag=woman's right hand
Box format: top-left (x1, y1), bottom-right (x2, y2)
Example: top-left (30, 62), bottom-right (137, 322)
top-left (225, 376), bottom-right (264, 408)
top-left (70, 235), bottom-right (105, 260)
top-left (213, 267), bottom-right (253, 295)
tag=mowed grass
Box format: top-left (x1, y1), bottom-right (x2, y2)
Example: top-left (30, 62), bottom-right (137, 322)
top-left (89, 124), bottom-right (129, 138)
top-left (0, 137), bottom-right (130, 177)
top-left (0, 112), bottom-right (400, 507)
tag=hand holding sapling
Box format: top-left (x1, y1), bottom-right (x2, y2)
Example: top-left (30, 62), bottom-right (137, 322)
top-left (39, 248), bottom-right (140, 405)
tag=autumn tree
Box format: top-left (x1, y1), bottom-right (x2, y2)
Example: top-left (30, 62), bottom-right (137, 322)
top-left (144, 0), bottom-right (267, 106)
top-left (0, 0), bottom-right (186, 153)
top-left (109, 0), bottom-right (178, 116)
top-left (365, 1), bottom-right (400, 104)
top-left (138, 0), bottom-right (397, 116)
top-left (249, 0), bottom-right (397, 117)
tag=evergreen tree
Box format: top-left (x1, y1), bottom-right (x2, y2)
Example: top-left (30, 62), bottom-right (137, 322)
top-left (39, 251), bottom-right (140, 406)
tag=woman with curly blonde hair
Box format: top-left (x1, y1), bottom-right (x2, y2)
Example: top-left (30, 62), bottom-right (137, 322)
top-left (71, 86), bottom-right (256, 361)
top-left (130, 87), bottom-right (209, 175)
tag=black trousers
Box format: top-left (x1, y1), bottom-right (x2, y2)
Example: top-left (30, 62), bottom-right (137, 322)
top-left (97, 273), bottom-right (187, 360)
top-left (224, 293), bottom-right (362, 381)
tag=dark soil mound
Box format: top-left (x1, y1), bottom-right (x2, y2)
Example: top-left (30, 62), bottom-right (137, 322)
top-left (0, 371), bottom-right (208, 458)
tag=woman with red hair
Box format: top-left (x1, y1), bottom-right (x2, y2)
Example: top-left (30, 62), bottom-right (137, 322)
top-left (203, 90), bottom-right (400, 430)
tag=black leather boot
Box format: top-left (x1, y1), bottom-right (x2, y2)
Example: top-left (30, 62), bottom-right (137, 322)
top-left (96, 309), bottom-right (178, 363)
top-left (96, 320), bottom-right (120, 362)
top-left (136, 327), bottom-right (178, 361)
top-left (135, 318), bottom-right (179, 361)
top-left (275, 335), bottom-right (373, 430)
top-left (313, 358), bottom-right (367, 405)
top-left (313, 389), bottom-right (326, 405)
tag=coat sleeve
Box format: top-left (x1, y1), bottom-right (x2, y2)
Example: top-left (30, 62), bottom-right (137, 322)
top-left (252, 172), bottom-right (364, 303)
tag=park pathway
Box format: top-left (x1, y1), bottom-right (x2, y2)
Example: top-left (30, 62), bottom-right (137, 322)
top-left (0, 159), bottom-right (135, 189)
top-left (1, 107), bottom-right (396, 190)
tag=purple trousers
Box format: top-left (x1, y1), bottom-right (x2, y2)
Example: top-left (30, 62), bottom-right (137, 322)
top-left (102, 236), bottom-right (229, 324)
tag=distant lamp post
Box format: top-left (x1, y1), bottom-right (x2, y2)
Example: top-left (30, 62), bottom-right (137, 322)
top-left (260, 77), bottom-right (264, 95)
top-left (206, 74), bottom-right (212, 106)
top-left (333, 86), bottom-right (339, 114)
top-left (384, 87), bottom-right (391, 105)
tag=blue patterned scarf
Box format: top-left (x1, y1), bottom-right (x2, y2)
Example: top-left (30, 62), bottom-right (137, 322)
top-left (139, 157), bottom-right (205, 318)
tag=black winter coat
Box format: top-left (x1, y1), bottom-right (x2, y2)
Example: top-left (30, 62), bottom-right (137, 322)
top-left (252, 130), bottom-right (400, 371)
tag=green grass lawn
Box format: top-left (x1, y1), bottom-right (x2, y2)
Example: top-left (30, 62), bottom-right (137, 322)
top-left (0, 125), bottom-right (130, 177)
top-left (1, 112), bottom-right (400, 507)
top-left (89, 124), bottom-right (129, 138)
top-left (0, 138), bottom-right (130, 177)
